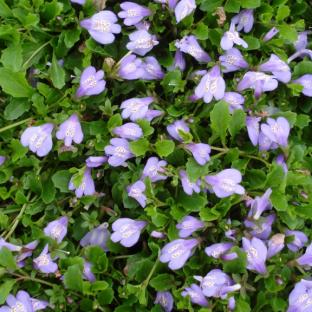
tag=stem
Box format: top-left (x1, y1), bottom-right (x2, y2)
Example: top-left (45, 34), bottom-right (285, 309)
top-left (9, 272), bottom-right (55, 287)
top-left (142, 258), bottom-right (159, 288)
top-left (210, 146), bottom-right (229, 152)
top-left (239, 152), bottom-right (271, 167)
top-left (0, 118), bottom-right (32, 134)
top-left (22, 40), bottom-right (52, 69)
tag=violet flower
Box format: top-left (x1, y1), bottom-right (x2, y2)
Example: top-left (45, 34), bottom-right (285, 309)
top-left (0, 291), bottom-right (33, 312)
top-left (246, 116), bottom-right (261, 146)
top-left (237, 71), bottom-right (278, 98)
top-left (127, 180), bottom-right (146, 207)
top-left (141, 56), bottom-right (165, 80)
top-left (219, 48), bottom-right (249, 73)
top-left (21, 123), bottom-right (54, 157)
top-left (276, 154), bottom-right (288, 173)
top-left (86, 156), bottom-right (107, 168)
top-left (267, 233), bottom-right (285, 258)
top-left (245, 214), bottom-right (275, 240)
top-left (175, 35), bottom-right (211, 63)
top-left (247, 188), bottom-right (272, 220)
top-left (258, 131), bottom-right (277, 151)
top-left (142, 157), bottom-right (167, 182)
top-left (169, 49), bottom-right (186, 71)
top-left (56, 114), bottom-right (83, 146)
top-left (176, 216), bottom-right (204, 238)
top-left (83, 260), bottom-right (96, 282)
top-left (113, 123), bottom-right (143, 141)
top-left (80, 223), bottom-right (110, 251)
top-left (260, 117), bottom-right (290, 147)
top-left (68, 167), bottom-right (95, 198)
top-left (205, 169), bottom-right (245, 198)
top-left (31, 298), bottom-right (49, 311)
top-left (71, 0), bottom-right (85, 5)
top-left (228, 297), bottom-right (236, 311)
top-left (194, 269), bottom-right (241, 298)
top-left (174, 0), bottom-right (196, 23)
top-left (223, 92), bottom-right (245, 112)
top-left (293, 75), bottom-right (312, 97)
top-left (0, 156), bottom-right (5, 166)
top-left (221, 22), bottom-right (248, 50)
top-left (44, 216), bottom-right (68, 244)
top-left (205, 242), bottom-right (234, 259)
top-left (154, 291), bottom-right (174, 312)
top-left (288, 279), bottom-right (312, 312)
top-left (167, 120), bottom-right (190, 141)
top-left (285, 230), bottom-right (308, 252)
top-left (259, 54), bottom-right (291, 83)
top-left (185, 143), bottom-right (211, 165)
top-left (160, 238), bottom-right (199, 270)
top-left (145, 109), bottom-right (163, 121)
top-left (120, 97), bottom-right (154, 121)
top-left (297, 243), bottom-right (312, 267)
top-left (295, 31), bottom-right (310, 51)
top-left (231, 9), bottom-right (254, 33)
top-left (117, 55), bottom-right (144, 80)
top-left (118, 2), bottom-right (151, 26)
top-left (80, 11), bottom-right (121, 45)
top-left (181, 284), bottom-right (209, 307)
top-left (76, 66), bottom-right (106, 97)
top-left (0, 238), bottom-right (21, 252)
top-left (111, 218), bottom-right (147, 247)
top-left (195, 65), bottom-right (225, 103)
top-left (151, 230), bottom-right (166, 239)
top-left (126, 30), bottom-right (159, 56)
top-left (33, 244), bottom-right (58, 274)
top-left (104, 138), bottom-right (134, 167)
top-left (242, 237), bottom-right (267, 274)
top-left (263, 27), bottom-right (279, 42)
top-left (179, 170), bottom-right (201, 195)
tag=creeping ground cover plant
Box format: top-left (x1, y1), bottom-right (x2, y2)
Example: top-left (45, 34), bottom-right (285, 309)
top-left (0, 0), bottom-right (312, 311)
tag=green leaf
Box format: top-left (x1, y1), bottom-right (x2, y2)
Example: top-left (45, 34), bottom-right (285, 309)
top-left (0, 43), bottom-right (23, 72)
top-left (186, 158), bottom-right (210, 181)
top-left (210, 101), bottom-right (230, 145)
top-left (244, 36), bottom-right (260, 50)
top-left (64, 28), bottom-right (81, 49)
top-left (241, 0), bottom-right (261, 9)
top-left (278, 25), bottom-right (298, 42)
top-left (0, 280), bottom-right (16, 305)
top-left (129, 138), bottom-right (150, 157)
top-left (0, 68), bottom-right (33, 98)
top-left (224, 0), bottom-right (241, 13)
top-left (229, 109), bottom-right (246, 137)
top-left (235, 297), bottom-right (251, 312)
top-left (155, 139), bottom-right (175, 157)
top-left (4, 98), bottom-right (29, 120)
top-left (223, 246), bottom-right (247, 274)
top-left (193, 23), bottom-right (209, 40)
top-left (85, 246), bottom-right (108, 273)
top-left (97, 288), bottom-right (114, 305)
top-left (41, 177), bottom-right (56, 204)
top-left (271, 191), bottom-right (288, 211)
top-left (177, 192), bottom-right (207, 212)
top-left (0, 247), bottom-right (17, 270)
top-left (52, 170), bottom-right (71, 193)
top-left (49, 54), bottom-right (65, 89)
top-left (161, 70), bottom-right (186, 93)
top-left (295, 114), bottom-right (310, 129)
top-left (150, 274), bottom-right (175, 291)
top-left (64, 264), bottom-right (83, 292)
top-left (265, 164), bottom-right (286, 190)
top-left (200, 0), bottom-right (223, 12)
top-left (107, 114), bottom-right (122, 132)
top-left (0, 0), bottom-right (12, 18)
top-left (276, 5), bottom-right (290, 21)
top-left (41, 0), bottom-right (63, 21)
top-left (293, 61), bottom-right (312, 77)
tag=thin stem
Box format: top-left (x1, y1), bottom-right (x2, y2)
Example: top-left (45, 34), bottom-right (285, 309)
top-left (0, 118), bottom-right (32, 134)
top-left (239, 152), bottom-right (271, 167)
top-left (22, 40), bottom-right (52, 69)
top-left (142, 258), bottom-right (160, 288)
top-left (9, 272), bottom-right (55, 287)
top-left (210, 146), bottom-right (229, 152)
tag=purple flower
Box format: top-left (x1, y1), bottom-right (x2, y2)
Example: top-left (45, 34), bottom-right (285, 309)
top-left (258, 131), bottom-right (277, 151)
top-left (245, 214), bottom-right (275, 240)
top-left (267, 233), bottom-right (285, 258)
top-left (247, 188), bottom-right (272, 220)
top-left (31, 298), bottom-right (49, 311)
top-left (56, 114), bottom-right (83, 146)
top-left (237, 71), bottom-right (278, 98)
top-left (293, 75), bottom-right (312, 97)
top-left (142, 157), bottom-right (167, 182)
top-left (160, 238), bottom-right (198, 270)
top-left (68, 168), bottom-right (95, 197)
top-left (76, 66), bottom-right (106, 97)
top-left (176, 216), bottom-right (204, 238)
top-left (242, 237), bottom-right (267, 274)
top-left (219, 48), bottom-right (249, 73)
top-left (231, 9), bottom-right (254, 33)
top-left (83, 260), bottom-right (96, 282)
top-left (167, 120), bottom-right (190, 141)
top-left (120, 97), bottom-right (154, 121)
top-left (154, 291), bottom-right (174, 312)
top-left (246, 116), bottom-right (261, 146)
top-left (185, 143), bottom-right (211, 165)
top-left (181, 284), bottom-right (209, 307)
top-left (259, 54), bottom-right (291, 83)
top-left (104, 138), bottom-right (134, 167)
top-left (80, 11), bottom-right (121, 45)
top-left (260, 117), bottom-right (290, 147)
top-left (33, 244), bottom-right (58, 274)
top-left (111, 218), bottom-right (147, 247)
top-left (295, 31), bottom-right (310, 51)
top-left (221, 23), bottom-right (248, 50)
top-left (86, 156), bottom-right (107, 168)
top-left (297, 243), bottom-right (312, 267)
top-left (223, 92), bottom-right (245, 112)
top-left (44, 216), bottom-right (68, 244)
top-left (263, 27), bottom-right (279, 42)
top-left (117, 55), bottom-right (144, 80)
top-left (126, 30), bottom-right (159, 56)
top-left (80, 223), bottom-right (110, 251)
top-left (180, 170), bottom-right (201, 195)
top-left (169, 49), bottom-right (186, 71)
top-left (228, 297), bottom-right (236, 311)
top-left (127, 180), bottom-right (146, 207)
top-left (174, 0), bottom-right (196, 23)
top-left (0, 238), bottom-right (21, 252)
top-left (205, 169), bottom-right (245, 198)
top-left (0, 156), bottom-right (5, 166)
top-left (195, 65), bottom-right (225, 103)
top-left (285, 230), bottom-right (308, 252)
top-left (17, 240), bottom-right (39, 266)
top-left (113, 123), bottom-right (143, 140)
top-left (118, 2), bottom-right (151, 26)
top-left (151, 230), bottom-right (166, 238)
top-left (205, 242), bottom-right (234, 259)
top-left (140, 56), bottom-right (165, 80)
top-left (21, 123), bottom-right (54, 157)
top-left (194, 269), bottom-right (241, 298)
top-left (71, 0), bottom-right (85, 5)
top-left (175, 35), bottom-right (211, 63)
top-left (145, 109), bottom-right (163, 121)
top-left (288, 279), bottom-right (312, 312)
top-left (0, 291), bottom-right (33, 312)
top-left (276, 154), bottom-right (288, 173)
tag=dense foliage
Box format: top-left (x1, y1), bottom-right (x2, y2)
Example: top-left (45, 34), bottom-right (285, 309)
top-left (0, 0), bottom-right (312, 311)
